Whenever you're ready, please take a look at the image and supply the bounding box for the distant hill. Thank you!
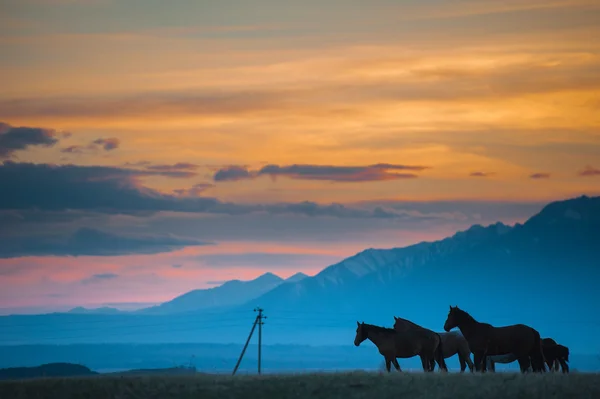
[0,363,97,381]
[68,306,121,314]
[285,272,309,283]
[137,272,286,314]
[107,366,198,376]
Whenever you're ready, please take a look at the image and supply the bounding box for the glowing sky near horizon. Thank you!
[0,0,599,311]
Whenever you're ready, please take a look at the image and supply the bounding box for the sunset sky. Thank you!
[1,0,599,313]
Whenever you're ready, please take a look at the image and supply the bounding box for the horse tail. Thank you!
[435,333,448,371]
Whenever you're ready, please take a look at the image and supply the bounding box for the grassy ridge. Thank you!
[0,372,598,399]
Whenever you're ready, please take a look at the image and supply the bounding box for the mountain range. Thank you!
[2,195,599,353]
[67,272,309,315]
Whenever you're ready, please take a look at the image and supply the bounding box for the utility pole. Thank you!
[255,307,266,375]
[232,307,266,376]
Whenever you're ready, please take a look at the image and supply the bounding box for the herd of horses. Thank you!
[354,306,570,374]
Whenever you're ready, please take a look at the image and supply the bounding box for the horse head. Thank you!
[558,344,570,362]
[354,321,367,347]
[443,305,461,332]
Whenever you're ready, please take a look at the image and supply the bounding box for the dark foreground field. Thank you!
[1,371,599,399]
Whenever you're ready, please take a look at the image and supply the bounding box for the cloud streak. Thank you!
[2,51,599,122]
[529,172,551,179]
[0,161,443,220]
[145,163,198,172]
[579,165,600,177]
[469,171,495,177]
[213,163,428,183]
[61,137,121,154]
[81,273,119,285]
[0,122,61,158]
[0,227,211,258]
[92,137,120,151]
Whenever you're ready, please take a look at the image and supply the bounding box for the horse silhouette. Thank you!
[443,306,546,373]
[354,321,448,372]
[393,316,473,372]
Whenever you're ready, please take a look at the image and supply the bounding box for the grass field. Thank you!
[1,371,599,399]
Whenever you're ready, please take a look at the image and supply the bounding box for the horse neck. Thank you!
[456,314,480,339]
[364,326,390,348]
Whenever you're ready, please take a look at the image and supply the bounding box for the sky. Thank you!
[0,0,599,313]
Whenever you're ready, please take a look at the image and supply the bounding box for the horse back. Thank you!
[486,323,539,354]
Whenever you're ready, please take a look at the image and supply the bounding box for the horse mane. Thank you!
[364,323,396,334]
[454,307,478,324]
[395,316,423,329]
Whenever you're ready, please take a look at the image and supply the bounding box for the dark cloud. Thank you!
[213,165,253,182]
[213,163,427,183]
[529,172,551,179]
[469,171,495,177]
[0,122,60,158]
[61,138,121,155]
[146,163,198,172]
[579,165,600,177]
[0,162,458,222]
[0,161,206,213]
[92,137,120,151]
[173,183,215,197]
[81,272,119,285]
[124,161,152,167]
[60,145,87,154]
[0,227,211,258]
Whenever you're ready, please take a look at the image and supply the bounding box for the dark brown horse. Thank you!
[542,338,570,373]
[486,339,570,373]
[393,316,473,372]
[443,306,546,373]
[354,321,448,372]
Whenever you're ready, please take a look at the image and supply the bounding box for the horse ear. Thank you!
[449,305,452,311]
[357,321,360,327]
[394,316,398,320]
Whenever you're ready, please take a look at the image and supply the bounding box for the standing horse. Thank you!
[542,338,570,373]
[443,306,546,373]
[393,316,474,372]
[486,341,570,373]
[486,353,519,372]
[353,321,448,372]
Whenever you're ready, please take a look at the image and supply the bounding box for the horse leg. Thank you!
[429,358,436,372]
[392,358,402,372]
[545,357,554,372]
[559,358,569,374]
[419,355,430,372]
[481,352,488,373]
[466,353,475,372]
[517,357,530,373]
[486,358,495,373]
[473,352,484,373]
[384,357,392,373]
[458,352,466,373]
